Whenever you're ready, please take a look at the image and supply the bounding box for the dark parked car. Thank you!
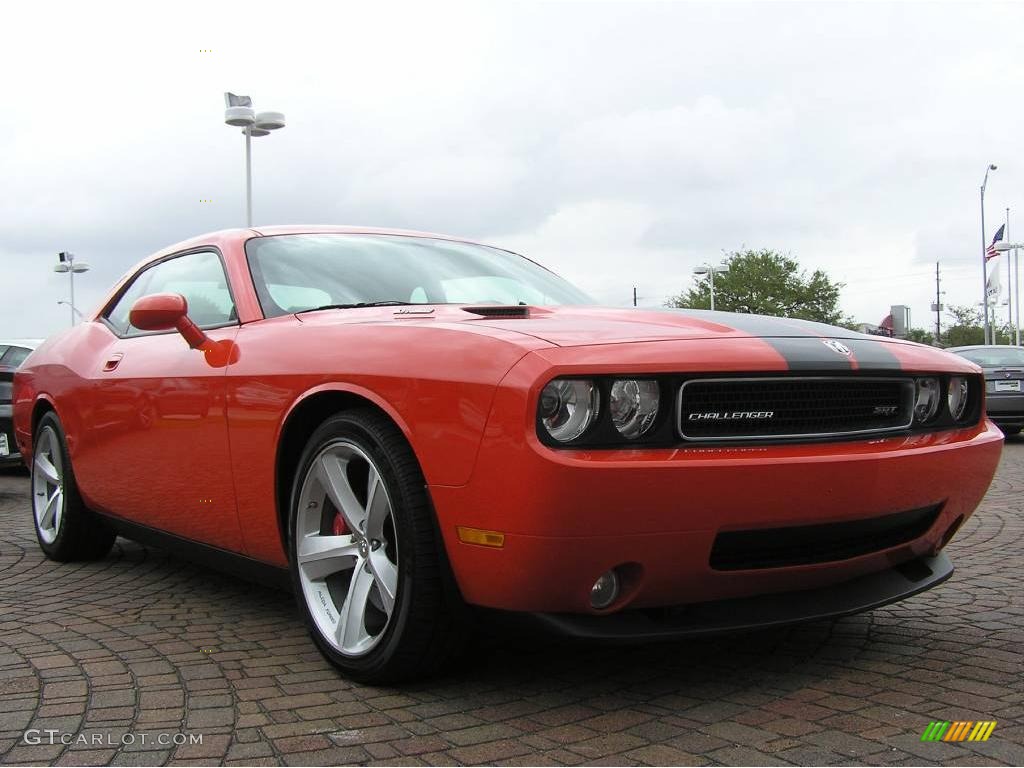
[1,339,42,465]
[948,345,1024,434]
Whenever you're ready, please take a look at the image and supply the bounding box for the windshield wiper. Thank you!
[301,301,417,312]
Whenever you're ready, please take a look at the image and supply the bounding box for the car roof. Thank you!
[143,225,500,264]
[0,339,43,349]
[249,224,482,241]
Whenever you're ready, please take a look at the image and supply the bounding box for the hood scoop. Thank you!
[461,305,531,319]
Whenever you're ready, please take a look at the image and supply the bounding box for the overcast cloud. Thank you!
[3,0,1022,338]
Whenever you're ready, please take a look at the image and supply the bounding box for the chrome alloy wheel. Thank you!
[32,425,64,545]
[295,440,400,657]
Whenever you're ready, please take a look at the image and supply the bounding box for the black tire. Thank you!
[31,412,115,562]
[288,408,464,683]
[1000,426,1022,436]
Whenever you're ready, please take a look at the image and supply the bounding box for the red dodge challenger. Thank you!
[13,226,1002,682]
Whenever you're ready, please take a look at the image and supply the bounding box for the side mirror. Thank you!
[129,293,210,349]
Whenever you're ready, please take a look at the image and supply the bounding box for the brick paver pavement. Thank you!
[0,440,1022,767]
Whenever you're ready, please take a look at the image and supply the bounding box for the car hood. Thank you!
[301,304,864,345]
[462,306,861,346]
[296,304,976,372]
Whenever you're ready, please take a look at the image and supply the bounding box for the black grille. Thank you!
[709,504,943,571]
[679,377,913,440]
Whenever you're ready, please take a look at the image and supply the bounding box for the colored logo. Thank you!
[921,721,996,742]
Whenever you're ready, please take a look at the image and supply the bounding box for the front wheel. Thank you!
[288,409,463,683]
[32,412,115,561]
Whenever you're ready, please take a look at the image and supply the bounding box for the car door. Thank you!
[76,249,244,552]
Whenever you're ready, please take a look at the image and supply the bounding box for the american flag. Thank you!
[986,224,1005,261]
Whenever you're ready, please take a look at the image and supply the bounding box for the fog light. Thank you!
[590,570,620,609]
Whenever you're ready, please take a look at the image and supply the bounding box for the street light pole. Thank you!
[54,252,90,327]
[693,262,729,312]
[224,93,286,228]
[981,164,997,344]
[245,127,253,227]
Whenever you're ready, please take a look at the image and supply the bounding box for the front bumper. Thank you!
[985,392,1024,429]
[430,416,1002,615]
[529,552,952,640]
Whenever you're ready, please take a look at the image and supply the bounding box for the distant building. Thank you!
[855,322,894,337]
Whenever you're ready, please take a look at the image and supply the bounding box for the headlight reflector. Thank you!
[539,379,599,442]
[948,376,970,421]
[609,379,660,439]
[914,377,941,423]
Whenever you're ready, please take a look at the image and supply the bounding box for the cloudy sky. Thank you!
[3,0,1022,339]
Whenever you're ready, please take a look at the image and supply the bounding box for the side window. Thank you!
[106,270,157,335]
[105,251,236,336]
[0,346,32,368]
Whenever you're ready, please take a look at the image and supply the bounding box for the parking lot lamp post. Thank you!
[693,262,730,311]
[53,252,89,326]
[224,93,286,227]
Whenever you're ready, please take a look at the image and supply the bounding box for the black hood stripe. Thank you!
[841,338,904,371]
[695,312,904,372]
[760,336,852,371]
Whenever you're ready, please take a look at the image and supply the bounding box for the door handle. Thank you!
[103,353,124,372]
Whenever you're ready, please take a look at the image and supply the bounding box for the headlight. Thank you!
[539,379,599,442]
[914,377,941,423]
[609,379,660,439]
[948,376,970,421]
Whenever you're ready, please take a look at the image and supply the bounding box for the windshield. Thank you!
[245,234,592,317]
[953,347,1024,366]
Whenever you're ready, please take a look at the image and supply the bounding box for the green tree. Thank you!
[905,328,936,346]
[942,304,1015,346]
[667,248,847,325]
[944,305,984,347]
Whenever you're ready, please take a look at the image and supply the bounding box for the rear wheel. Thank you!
[32,412,115,561]
[288,409,463,683]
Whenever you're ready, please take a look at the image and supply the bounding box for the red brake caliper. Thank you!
[332,512,349,537]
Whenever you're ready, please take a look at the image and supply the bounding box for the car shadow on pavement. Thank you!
[94,532,933,692]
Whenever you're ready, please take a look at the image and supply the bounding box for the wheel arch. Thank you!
[274,384,417,555]
[30,397,59,438]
